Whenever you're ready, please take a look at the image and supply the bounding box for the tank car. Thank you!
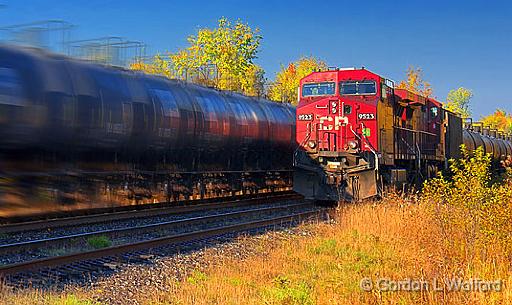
[462,123,512,160]
[0,44,295,216]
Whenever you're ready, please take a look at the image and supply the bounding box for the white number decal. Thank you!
[298,114,313,121]
[357,113,375,120]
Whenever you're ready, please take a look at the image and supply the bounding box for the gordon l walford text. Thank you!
[360,277,503,292]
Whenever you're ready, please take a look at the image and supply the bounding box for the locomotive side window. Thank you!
[430,107,438,118]
[302,82,335,97]
[0,67,25,106]
[340,81,376,95]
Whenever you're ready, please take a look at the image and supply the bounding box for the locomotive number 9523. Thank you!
[298,114,313,121]
[357,113,375,120]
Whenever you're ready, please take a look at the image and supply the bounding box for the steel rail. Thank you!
[0,191,297,225]
[0,192,301,234]
[0,210,323,276]
[0,202,312,253]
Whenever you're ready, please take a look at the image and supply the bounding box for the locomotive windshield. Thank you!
[339,81,376,95]
[302,82,335,97]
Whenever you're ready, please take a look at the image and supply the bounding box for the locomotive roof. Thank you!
[394,88,443,108]
[301,66,445,107]
[301,67,382,84]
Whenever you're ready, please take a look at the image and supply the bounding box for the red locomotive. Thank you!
[293,67,512,202]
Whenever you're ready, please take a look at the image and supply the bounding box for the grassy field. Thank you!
[2,147,512,304]
[137,194,511,305]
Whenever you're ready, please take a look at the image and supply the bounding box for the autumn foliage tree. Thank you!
[171,17,263,94]
[397,66,433,97]
[481,109,512,133]
[444,87,473,118]
[130,54,173,78]
[268,57,327,104]
[130,17,265,96]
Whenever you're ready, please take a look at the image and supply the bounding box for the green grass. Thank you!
[86,235,112,249]
[309,238,337,255]
[262,276,314,305]
[0,292,100,305]
[186,270,208,285]
[44,247,69,257]
[47,294,100,305]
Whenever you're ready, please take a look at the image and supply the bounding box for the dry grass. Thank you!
[0,290,97,305]
[135,194,510,305]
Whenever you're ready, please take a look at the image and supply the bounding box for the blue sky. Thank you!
[1,0,511,118]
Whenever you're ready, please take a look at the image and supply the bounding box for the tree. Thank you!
[170,17,264,95]
[130,54,173,78]
[481,109,512,133]
[240,64,266,97]
[129,17,265,97]
[445,87,473,117]
[267,57,327,104]
[397,66,433,97]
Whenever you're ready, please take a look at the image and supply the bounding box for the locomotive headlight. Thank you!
[348,140,358,149]
[308,140,317,149]
[331,101,337,114]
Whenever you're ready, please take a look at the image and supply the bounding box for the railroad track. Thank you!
[0,192,301,234]
[0,196,325,287]
[0,190,298,225]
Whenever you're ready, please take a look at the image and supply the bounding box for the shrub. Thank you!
[422,145,512,264]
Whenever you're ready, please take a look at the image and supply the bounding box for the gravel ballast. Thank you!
[86,225,317,305]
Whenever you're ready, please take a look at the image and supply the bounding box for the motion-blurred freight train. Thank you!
[293,67,512,202]
[0,45,295,217]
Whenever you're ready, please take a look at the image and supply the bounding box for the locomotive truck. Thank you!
[0,44,295,216]
[293,67,512,202]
